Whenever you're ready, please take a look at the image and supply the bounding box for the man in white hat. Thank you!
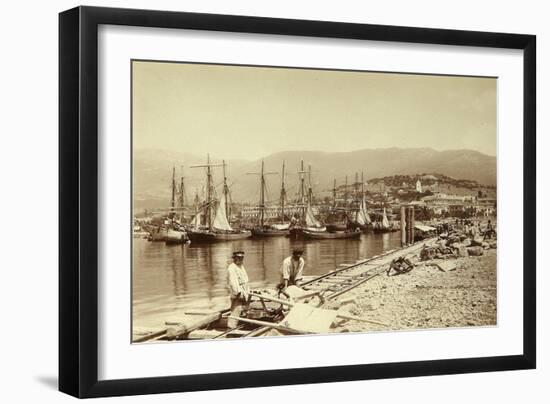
[227,251,250,328]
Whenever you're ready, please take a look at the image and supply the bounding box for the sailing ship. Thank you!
[303,172,366,240]
[144,167,189,243]
[164,166,189,244]
[187,157,251,242]
[373,207,395,233]
[349,172,372,231]
[324,178,348,232]
[288,161,326,238]
[251,161,290,237]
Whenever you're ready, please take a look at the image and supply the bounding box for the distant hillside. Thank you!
[133,147,496,210]
[369,173,495,190]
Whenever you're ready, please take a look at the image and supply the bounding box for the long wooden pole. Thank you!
[400,206,407,247]
[166,310,225,339]
[413,206,416,243]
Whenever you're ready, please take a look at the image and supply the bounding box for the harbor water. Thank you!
[133,232,402,329]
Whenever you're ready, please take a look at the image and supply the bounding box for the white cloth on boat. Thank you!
[227,262,250,299]
[381,208,390,228]
[305,203,322,227]
[212,192,233,231]
[280,256,305,284]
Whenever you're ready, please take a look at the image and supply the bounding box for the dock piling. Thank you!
[400,206,407,246]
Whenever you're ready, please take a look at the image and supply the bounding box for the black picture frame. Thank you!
[59,5,536,398]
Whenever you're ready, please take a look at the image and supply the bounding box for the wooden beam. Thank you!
[243,326,271,337]
[166,311,223,340]
[133,329,167,343]
[228,316,308,334]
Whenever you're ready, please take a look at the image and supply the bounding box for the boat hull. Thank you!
[188,229,252,242]
[251,227,289,237]
[165,230,189,245]
[288,226,327,239]
[147,230,167,242]
[326,223,347,232]
[302,230,361,240]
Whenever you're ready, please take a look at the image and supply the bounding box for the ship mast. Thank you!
[354,172,359,202]
[333,179,337,208]
[260,161,265,227]
[355,172,359,220]
[247,161,277,228]
[307,164,313,205]
[298,160,307,223]
[190,154,223,229]
[170,166,176,218]
[344,175,349,208]
[222,160,230,220]
[178,165,186,221]
[280,161,287,221]
[361,171,365,198]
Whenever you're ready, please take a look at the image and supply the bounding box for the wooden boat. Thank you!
[288,224,327,238]
[351,172,372,231]
[302,229,361,239]
[147,227,167,241]
[133,225,149,238]
[134,296,286,342]
[164,228,189,245]
[251,226,289,237]
[326,223,348,232]
[373,207,395,233]
[188,229,252,242]
[187,156,251,243]
[287,161,327,239]
[250,161,290,238]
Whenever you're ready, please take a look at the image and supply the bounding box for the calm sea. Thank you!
[132,232,402,329]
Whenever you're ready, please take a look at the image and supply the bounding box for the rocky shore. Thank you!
[330,248,497,333]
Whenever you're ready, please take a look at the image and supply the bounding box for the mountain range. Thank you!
[133,147,496,210]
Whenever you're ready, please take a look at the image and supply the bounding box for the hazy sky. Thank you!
[132,60,496,159]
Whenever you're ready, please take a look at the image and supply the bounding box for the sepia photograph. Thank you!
[131,60,497,343]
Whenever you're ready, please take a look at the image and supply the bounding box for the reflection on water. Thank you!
[133,232,401,327]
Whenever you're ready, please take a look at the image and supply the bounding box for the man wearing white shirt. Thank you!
[227,251,250,328]
[278,249,305,291]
